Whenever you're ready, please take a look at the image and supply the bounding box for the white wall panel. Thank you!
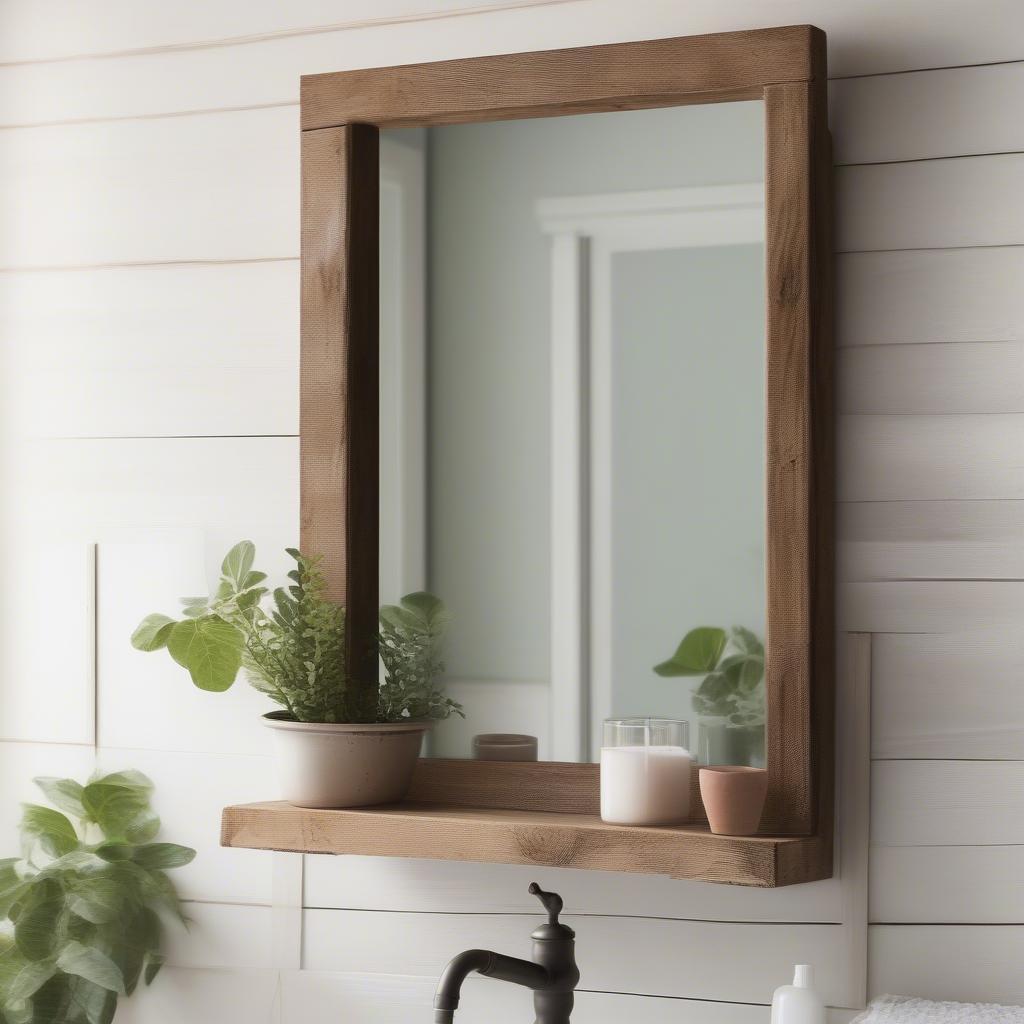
[838,500,1024,582]
[0,541,95,743]
[837,154,1024,253]
[872,761,1024,847]
[115,968,282,1024]
[869,925,1024,1004]
[840,343,1024,415]
[870,846,1024,924]
[871,633,1024,760]
[0,261,298,438]
[840,581,1024,633]
[162,903,275,970]
[303,910,853,1007]
[0,109,297,268]
[839,414,1024,502]
[831,62,1024,165]
[837,248,1024,348]
[304,853,843,922]
[2,0,1024,125]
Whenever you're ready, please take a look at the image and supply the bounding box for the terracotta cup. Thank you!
[698,766,768,836]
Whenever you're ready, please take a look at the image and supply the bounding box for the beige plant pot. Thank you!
[698,765,769,836]
[263,712,430,808]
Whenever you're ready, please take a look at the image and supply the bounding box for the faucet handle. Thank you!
[528,882,564,925]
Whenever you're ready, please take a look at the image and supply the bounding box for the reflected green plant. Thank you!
[653,625,765,727]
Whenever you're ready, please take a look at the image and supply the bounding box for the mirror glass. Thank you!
[379,100,766,764]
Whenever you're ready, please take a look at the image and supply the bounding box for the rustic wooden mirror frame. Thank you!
[224,25,833,887]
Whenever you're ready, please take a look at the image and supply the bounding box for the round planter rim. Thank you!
[262,712,432,736]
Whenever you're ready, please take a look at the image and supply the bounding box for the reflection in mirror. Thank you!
[379,101,766,765]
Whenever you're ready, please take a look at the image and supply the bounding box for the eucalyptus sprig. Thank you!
[132,542,461,725]
[653,626,766,727]
[0,772,193,1024]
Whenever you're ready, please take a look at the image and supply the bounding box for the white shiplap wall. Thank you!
[1,0,1023,1019]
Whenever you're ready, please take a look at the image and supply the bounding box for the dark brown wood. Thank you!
[301,26,817,130]
[221,800,831,888]
[295,26,834,878]
[300,124,380,715]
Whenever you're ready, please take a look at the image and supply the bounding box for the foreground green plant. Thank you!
[132,542,462,725]
[0,772,194,1024]
[653,625,765,727]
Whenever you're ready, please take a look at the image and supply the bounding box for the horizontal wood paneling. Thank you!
[1,0,1022,126]
[837,248,1024,348]
[0,262,297,438]
[840,343,1024,415]
[303,852,843,923]
[303,910,854,1006]
[0,0,538,63]
[830,62,1024,165]
[869,925,1024,1005]
[839,414,1024,502]
[114,968,283,1024]
[0,109,297,268]
[841,581,1024,633]
[839,500,1024,582]
[282,970,861,1022]
[871,633,1024,760]
[872,761,1024,846]
[871,846,1024,924]
[837,154,1024,253]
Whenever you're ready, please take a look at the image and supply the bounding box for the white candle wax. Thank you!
[599,744,692,825]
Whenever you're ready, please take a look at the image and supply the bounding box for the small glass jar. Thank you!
[600,718,692,825]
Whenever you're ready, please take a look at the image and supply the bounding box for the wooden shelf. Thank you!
[221,800,829,888]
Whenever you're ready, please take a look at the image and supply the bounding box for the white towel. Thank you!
[854,996,1024,1023]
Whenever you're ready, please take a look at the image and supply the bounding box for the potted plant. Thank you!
[131,542,462,808]
[653,626,766,768]
[0,771,193,1024]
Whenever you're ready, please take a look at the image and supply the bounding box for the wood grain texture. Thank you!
[220,801,831,887]
[300,26,819,130]
[300,124,380,710]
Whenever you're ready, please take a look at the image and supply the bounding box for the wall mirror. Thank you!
[377,102,767,767]
[284,25,834,883]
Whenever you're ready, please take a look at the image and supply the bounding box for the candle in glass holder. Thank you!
[600,718,691,825]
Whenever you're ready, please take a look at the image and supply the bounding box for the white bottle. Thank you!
[770,965,825,1024]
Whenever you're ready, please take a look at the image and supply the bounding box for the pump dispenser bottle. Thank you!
[770,965,825,1024]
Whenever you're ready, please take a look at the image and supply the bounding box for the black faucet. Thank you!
[432,883,580,1023]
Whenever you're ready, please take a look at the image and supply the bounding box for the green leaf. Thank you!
[220,541,255,586]
[20,805,78,859]
[143,953,164,986]
[398,591,450,629]
[131,844,195,870]
[235,587,266,611]
[81,784,149,841]
[731,626,764,658]
[6,958,56,1002]
[67,976,117,1024]
[129,614,176,652]
[33,777,87,820]
[14,879,63,960]
[90,770,153,793]
[68,878,123,925]
[653,627,727,676]
[93,842,134,863]
[739,656,764,693]
[241,571,267,590]
[57,942,125,995]
[166,615,243,692]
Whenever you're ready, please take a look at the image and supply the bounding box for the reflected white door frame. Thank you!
[538,185,764,761]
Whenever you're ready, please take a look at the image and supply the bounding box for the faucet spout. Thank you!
[433,948,549,1021]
